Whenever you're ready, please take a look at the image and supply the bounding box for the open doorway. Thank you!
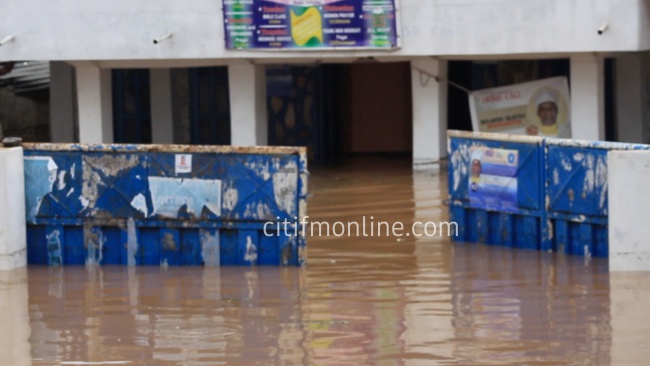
[266,61,413,166]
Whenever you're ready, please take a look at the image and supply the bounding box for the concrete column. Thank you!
[570,54,605,141]
[0,147,26,270]
[608,150,650,271]
[150,68,175,144]
[411,58,448,171]
[228,63,268,146]
[49,61,77,142]
[74,62,113,143]
[0,268,31,366]
[614,54,645,143]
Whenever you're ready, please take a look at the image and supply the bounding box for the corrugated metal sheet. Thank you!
[0,61,50,93]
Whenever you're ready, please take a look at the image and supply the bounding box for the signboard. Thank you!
[222,0,400,50]
[468,146,518,213]
[469,76,571,138]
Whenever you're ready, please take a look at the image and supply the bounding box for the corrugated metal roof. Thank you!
[0,61,50,93]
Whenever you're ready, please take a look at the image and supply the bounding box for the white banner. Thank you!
[469,76,571,138]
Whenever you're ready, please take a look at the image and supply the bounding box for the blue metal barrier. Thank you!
[448,131,550,251]
[544,138,649,257]
[22,143,308,266]
[448,130,650,257]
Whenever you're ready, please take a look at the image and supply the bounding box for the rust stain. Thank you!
[22,142,307,157]
[162,232,177,251]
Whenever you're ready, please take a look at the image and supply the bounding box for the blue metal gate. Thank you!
[23,143,308,266]
[448,130,650,257]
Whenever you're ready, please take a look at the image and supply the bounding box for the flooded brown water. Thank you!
[2,157,650,365]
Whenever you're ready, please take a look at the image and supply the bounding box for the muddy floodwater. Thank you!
[2,157,650,365]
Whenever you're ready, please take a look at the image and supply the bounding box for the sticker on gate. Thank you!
[175,154,192,174]
[468,146,519,213]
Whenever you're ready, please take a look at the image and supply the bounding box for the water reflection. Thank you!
[0,268,31,366]
[13,157,650,365]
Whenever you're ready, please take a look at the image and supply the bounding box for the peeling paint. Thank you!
[245,161,271,181]
[66,188,74,197]
[149,177,221,218]
[582,154,595,194]
[222,184,238,212]
[596,157,607,210]
[130,193,148,217]
[81,155,140,211]
[244,236,257,262]
[126,218,137,266]
[450,143,469,192]
[243,201,273,220]
[560,156,572,171]
[200,230,220,266]
[273,161,298,215]
[79,196,90,210]
[573,153,584,162]
[24,157,58,220]
[162,232,176,251]
[57,170,67,190]
[553,168,559,185]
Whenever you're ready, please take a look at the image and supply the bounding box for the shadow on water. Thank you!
[1,156,648,365]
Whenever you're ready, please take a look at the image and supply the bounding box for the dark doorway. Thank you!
[188,67,231,145]
[112,69,152,143]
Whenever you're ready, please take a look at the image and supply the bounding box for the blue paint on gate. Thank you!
[448,131,650,258]
[448,134,547,251]
[22,144,308,267]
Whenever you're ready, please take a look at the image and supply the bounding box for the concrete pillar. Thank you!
[74,62,113,143]
[0,268,31,366]
[0,147,26,270]
[570,54,605,141]
[614,55,645,143]
[411,58,448,171]
[228,63,268,146]
[49,61,77,142]
[608,150,650,271]
[150,68,175,144]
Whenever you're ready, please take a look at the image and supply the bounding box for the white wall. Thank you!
[608,150,650,271]
[0,0,647,62]
[0,147,26,271]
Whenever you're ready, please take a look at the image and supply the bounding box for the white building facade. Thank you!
[1,0,650,168]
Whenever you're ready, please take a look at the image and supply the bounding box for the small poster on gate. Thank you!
[175,154,192,174]
[468,146,519,213]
